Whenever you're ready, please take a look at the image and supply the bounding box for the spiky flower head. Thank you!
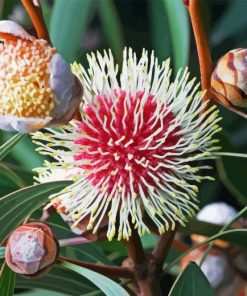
[0,21,82,132]
[33,48,221,241]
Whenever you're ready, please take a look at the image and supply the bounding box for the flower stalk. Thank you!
[124,230,146,265]
[185,0,212,103]
[123,229,170,296]
[21,0,51,43]
[153,227,177,269]
[58,256,134,279]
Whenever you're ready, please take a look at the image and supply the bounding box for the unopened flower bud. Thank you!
[5,223,59,279]
[211,49,247,108]
[0,20,83,132]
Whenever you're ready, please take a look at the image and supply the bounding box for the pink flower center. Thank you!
[74,89,181,197]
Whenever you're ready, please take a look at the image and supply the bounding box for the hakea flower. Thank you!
[0,20,82,132]
[33,48,221,241]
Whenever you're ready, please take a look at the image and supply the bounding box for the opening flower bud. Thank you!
[0,21,83,132]
[211,48,247,108]
[5,222,59,279]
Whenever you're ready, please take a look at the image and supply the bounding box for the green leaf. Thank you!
[2,133,44,170]
[14,290,67,296]
[0,263,15,296]
[148,0,171,62]
[162,0,190,72]
[0,181,71,244]
[6,163,34,186]
[98,0,124,63]
[0,133,26,161]
[168,262,214,296]
[62,261,129,296]
[0,248,5,259]
[181,220,222,237]
[216,132,247,205]
[50,0,95,62]
[211,0,247,45]
[16,266,96,295]
[0,163,26,189]
[0,163,34,198]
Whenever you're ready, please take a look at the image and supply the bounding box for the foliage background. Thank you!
[0,0,247,295]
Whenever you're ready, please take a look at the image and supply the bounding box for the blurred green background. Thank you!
[1,0,247,295]
[2,0,247,209]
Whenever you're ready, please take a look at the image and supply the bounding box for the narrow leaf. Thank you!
[2,133,44,170]
[98,0,124,63]
[0,248,5,259]
[16,266,96,295]
[50,0,94,62]
[148,0,171,62]
[0,133,26,161]
[0,163,26,188]
[13,290,67,296]
[0,263,15,296]
[169,262,214,296]
[162,0,190,72]
[62,261,129,296]
[0,181,71,244]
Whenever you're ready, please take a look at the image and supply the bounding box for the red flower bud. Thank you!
[5,223,59,279]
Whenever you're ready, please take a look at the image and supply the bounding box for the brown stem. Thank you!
[21,0,51,43]
[124,230,146,265]
[186,0,212,103]
[153,228,177,267]
[136,279,162,296]
[123,230,162,296]
[58,256,134,279]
